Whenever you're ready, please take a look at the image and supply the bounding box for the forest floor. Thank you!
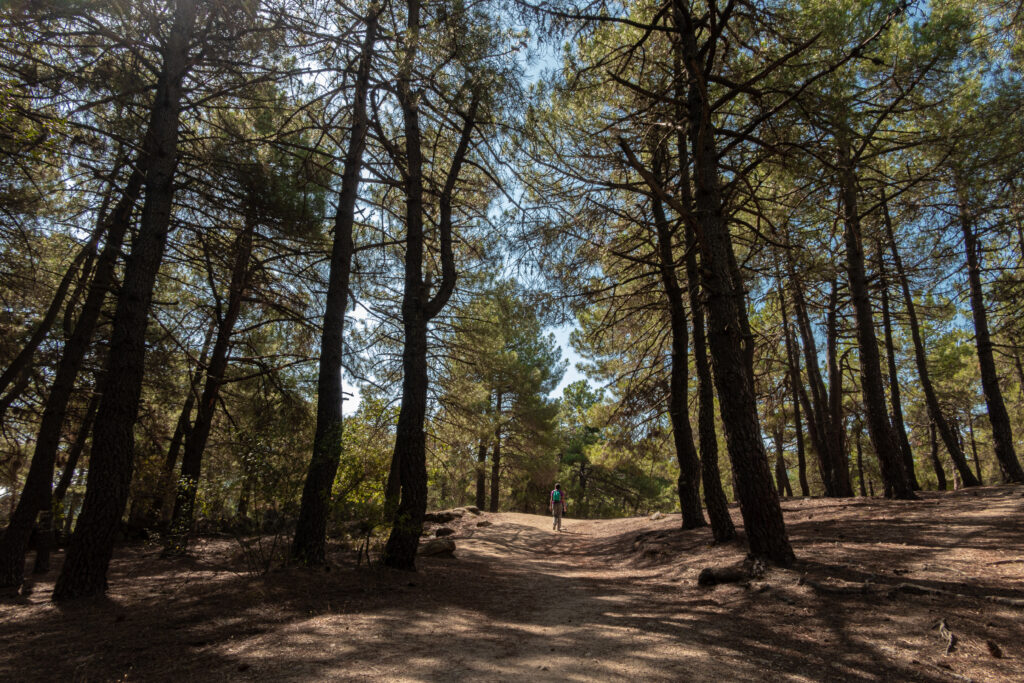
[2,486,1023,682]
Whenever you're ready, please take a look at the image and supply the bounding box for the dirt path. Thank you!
[2,487,1024,681]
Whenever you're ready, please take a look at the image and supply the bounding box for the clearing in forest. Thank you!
[2,486,1023,681]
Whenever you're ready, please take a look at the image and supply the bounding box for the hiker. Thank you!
[550,483,567,531]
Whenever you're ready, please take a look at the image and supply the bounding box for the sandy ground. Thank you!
[2,486,1023,682]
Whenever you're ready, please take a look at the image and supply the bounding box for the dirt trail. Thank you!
[2,487,1024,681]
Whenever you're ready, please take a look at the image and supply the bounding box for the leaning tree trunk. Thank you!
[165,215,256,556]
[836,136,912,499]
[53,0,197,601]
[956,183,1024,483]
[675,0,793,565]
[0,166,142,589]
[32,388,101,575]
[685,226,735,541]
[0,228,96,416]
[291,7,379,566]
[881,195,978,486]
[382,0,478,570]
[876,248,919,490]
[651,183,704,530]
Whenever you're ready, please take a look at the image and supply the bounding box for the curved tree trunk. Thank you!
[292,7,379,566]
[382,0,479,569]
[53,0,197,601]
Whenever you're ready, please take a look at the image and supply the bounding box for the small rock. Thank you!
[418,538,456,557]
[476,520,492,527]
[986,640,1003,658]
[650,512,664,520]
[435,527,455,537]
[462,506,481,515]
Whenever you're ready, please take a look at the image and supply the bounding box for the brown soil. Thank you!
[2,486,1023,682]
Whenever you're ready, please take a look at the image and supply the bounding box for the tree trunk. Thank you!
[53,0,197,601]
[855,425,867,497]
[773,428,792,498]
[382,0,478,570]
[0,165,142,590]
[881,194,979,486]
[791,278,837,495]
[650,183,705,530]
[956,183,1024,482]
[675,0,792,565]
[165,215,256,555]
[0,225,97,413]
[292,8,379,566]
[685,224,735,541]
[32,389,102,575]
[876,248,919,490]
[154,320,215,528]
[475,441,487,510]
[779,288,810,496]
[825,279,854,497]
[929,421,947,491]
[489,392,503,513]
[967,415,983,485]
[836,136,913,499]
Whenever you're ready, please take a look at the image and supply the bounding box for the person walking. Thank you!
[550,483,567,531]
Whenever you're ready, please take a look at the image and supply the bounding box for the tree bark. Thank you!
[154,320,215,528]
[0,165,142,589]
[881,194,979,486]
[53,0,197,601]
[779,287,810,496]
[929,421,947,491]
[291,7,379,566]
[876,247,919,489]
[0,228,96,414]
[674,0,793,565]
[165,214,256,555]
[650,183,705,530]
[836,136,913,499]
[956,182,1024,482]
[773,428,792,497]
[489,392,503,513]
[855,424,867,497]
[382,0,479,569]
[790,277,838,495]
[967,415,983,485]
[685,226,735,541]
[824,279,854,497]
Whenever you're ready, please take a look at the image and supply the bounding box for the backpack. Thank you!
[552,490,561,502]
